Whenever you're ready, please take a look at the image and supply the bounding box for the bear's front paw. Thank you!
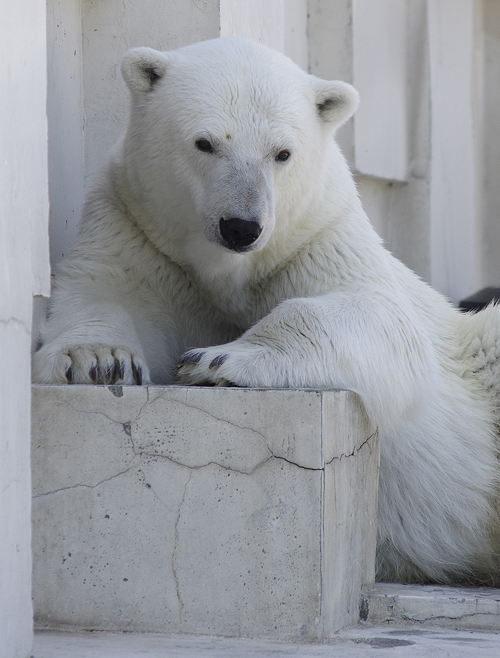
[176,342,278,387]
[32,343,150,385]
[175,349,233,386]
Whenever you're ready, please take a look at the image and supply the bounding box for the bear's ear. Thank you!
[121,47,170,93]
[311,78,359,127]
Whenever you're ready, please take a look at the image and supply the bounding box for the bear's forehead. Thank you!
[167,79,310,147]
[165,39,312,114]
[166,59,312,126]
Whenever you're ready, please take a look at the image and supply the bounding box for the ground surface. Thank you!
[33,626,500,658]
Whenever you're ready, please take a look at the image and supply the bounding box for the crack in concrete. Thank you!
[134,450,274,476]
[59,393,271,473]
[33,461,140,498]
[136,470,179,514]
[325,431,378,466]
[146,391,271,442]
[130,392,377,473]
[267,431,376,473]
[123,403,275,476]
[399,611,500,624]
[60,390,151,429]
[124,419,265,476]
[172,471,192,630]
[130,430,376,476]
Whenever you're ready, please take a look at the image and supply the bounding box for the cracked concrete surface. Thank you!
[31,385,378,642]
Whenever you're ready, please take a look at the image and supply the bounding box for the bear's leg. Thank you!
[176,290,437,434]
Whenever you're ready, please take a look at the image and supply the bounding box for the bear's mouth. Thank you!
[219,217,262,252]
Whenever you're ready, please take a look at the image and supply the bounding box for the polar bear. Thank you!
[33,37,500,585]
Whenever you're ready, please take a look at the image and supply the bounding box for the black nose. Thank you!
[219,217,262,251]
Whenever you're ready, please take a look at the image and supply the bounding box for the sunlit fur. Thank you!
[33,37,500,584]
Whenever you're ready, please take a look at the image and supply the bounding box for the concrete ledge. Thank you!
[365,583,500,631]
[31,385,378,642]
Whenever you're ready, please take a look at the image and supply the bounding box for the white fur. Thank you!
[33,37,500,584]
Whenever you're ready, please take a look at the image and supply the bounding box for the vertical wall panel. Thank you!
[428,0,481,302]
[353,0,408,181]
[46,0,84,265]
[481,0,500,287]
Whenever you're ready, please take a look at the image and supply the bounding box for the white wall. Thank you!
[0,1,50,656]
[428,0,482,302]
[284,0,309,71]
[220,0,285,51]
[481,0,500,289]
[353,0,408,182]
[47,0,84,263]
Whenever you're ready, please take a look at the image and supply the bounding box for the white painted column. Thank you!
[0,1,50,656]
[352,0,408,182]
[428,0,482,303]
[478,0,500,288]
[46,0,85,264]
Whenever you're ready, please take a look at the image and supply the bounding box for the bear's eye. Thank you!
[196,139,214,153]
[275,150,291,162]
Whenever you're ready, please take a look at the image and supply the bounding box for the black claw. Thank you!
[109,359,120,384]
[132,361,143,386]
[89,365,98,384]
[176,351,205,370]
[118,360,125,381]
[209,354,228,369]
[104,363,115,384]
[65,366,74,384]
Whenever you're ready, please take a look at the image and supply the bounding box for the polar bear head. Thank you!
[120,38,358,263]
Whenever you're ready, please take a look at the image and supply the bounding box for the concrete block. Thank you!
[365,583,500,631]
[32,385,378,642]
